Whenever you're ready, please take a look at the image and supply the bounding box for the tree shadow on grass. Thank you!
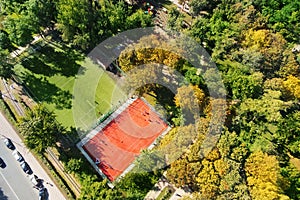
[22,55,57,77]
[38,45,84,77]
[21,73,72,109]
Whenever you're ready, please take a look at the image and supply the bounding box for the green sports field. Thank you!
[14,42,126,130]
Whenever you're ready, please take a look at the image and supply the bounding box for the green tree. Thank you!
[80,177,117,200]
[238,90,292,123]
[281,162,300,200]
[126,9,152,30]
[189,0,221,16]
[276,111,300,155]
[4,14,35,46]
[18,105,63,153]
[0,30,12,50]
[0,49,13,78]
[117,172,158,199]
[65,158,83,174]
[25,0,57,33]
[56,0,96,49]
[167,8,184,31]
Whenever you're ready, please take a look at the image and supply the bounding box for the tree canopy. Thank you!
[18,105,63,153]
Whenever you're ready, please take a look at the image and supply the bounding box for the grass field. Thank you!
[14,41,125,130]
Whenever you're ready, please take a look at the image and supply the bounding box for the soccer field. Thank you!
[14,42,125,130]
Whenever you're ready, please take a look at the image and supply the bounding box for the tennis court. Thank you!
[78,98,169,182]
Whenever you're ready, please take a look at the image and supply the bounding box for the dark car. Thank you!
[4,138,15,150]
[0,157,5,168]
[39,187,47,200]
[20,161,32,174]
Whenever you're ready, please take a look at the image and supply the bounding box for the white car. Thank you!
[30,174,38,185]
[12,150,24,162]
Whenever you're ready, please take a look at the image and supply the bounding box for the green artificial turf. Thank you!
[14,42,126,130]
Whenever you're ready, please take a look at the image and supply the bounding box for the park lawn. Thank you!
[14,42,125,130]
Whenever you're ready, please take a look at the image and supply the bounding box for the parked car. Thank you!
[30,174,44,188]
[39,187,47,200]
[12,150,24,162]
[4,138,15,150]
[20,161,32,174]
[0,157,5,168]
[30,174,39,186]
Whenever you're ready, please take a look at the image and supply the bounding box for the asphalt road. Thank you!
[0,112,66,200]
[0,142,38,200]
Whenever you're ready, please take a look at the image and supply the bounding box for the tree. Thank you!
[18,105,63,153]
[220,60,264,100]
[242,29,286,77]
[189,17,211,48]
[126,9,152,30]
[134,149,165,174]
[189,0,221,16]
[281,162,300,200]
[25,0,57,33]
[278,48,300,77]
[4,14,35,46]
[167,156,201,190]
[65,158,83,174]
[253,0,300,42]
[0,30,12,50]
[80,177,117,200]
[118,34,183,72]
[196,159,220,199]
[167,8,184,31]
[245,151,289,200]
[56,0,96,49]
[238,90,292,123]
[0,49,13,78]
[174,84,205,120]
[56,0,153,50]
[276,111,300,155]
[283,75,300,99]
[117,172,158,199]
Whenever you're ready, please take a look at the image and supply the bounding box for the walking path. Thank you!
[10,34,42,58]
[144,173,192,200]
[10,28,51,58]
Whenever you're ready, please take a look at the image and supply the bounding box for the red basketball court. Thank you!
[78,98,169,182]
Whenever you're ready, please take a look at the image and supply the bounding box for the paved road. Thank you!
[0,143,38,200]
[0,112,66,200]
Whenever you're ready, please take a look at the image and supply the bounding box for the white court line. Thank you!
[0,171,21,200]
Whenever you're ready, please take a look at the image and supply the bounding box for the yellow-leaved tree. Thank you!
[245,151,289,200]
[283,75,300,99]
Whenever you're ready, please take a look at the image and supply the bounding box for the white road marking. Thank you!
[0,171,22,200]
